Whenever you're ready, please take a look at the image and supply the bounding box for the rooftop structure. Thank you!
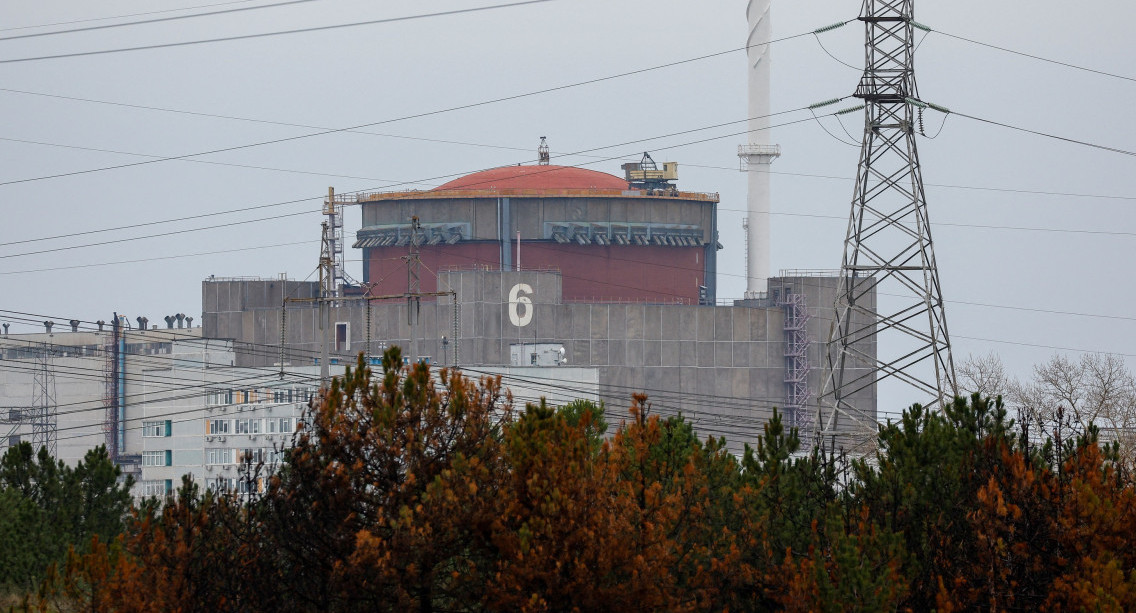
[346,148,721,304]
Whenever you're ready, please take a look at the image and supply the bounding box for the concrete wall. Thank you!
[202,271,876,453]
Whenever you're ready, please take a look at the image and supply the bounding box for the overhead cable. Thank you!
[0,0,556,64]
[0,0,322,41]
[0,0,257,33]
[0,25,822,187]
[934,28,1136,84]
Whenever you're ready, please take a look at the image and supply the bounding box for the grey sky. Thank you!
[2,0,1134,414]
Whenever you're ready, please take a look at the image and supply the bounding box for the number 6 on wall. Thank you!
[508,283,533,327]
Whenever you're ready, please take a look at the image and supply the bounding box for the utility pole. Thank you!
[318,221,334,384]
[819,0,956,445]
[103,315,122,462]
[405,216,422,364]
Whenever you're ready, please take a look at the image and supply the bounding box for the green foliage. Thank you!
[557,398,608,452]
[0,443,132,594]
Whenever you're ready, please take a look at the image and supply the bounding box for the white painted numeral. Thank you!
[508,283,533,327]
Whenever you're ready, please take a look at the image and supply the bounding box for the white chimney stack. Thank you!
[738,0,781,297]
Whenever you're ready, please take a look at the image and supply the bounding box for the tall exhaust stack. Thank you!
[738,0,780,297]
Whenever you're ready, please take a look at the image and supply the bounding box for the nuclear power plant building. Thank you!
[202,159,877,448]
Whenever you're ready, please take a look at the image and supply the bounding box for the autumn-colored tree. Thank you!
[48,478,252,612]
[263,347,512,611]
[39,356,1136,612]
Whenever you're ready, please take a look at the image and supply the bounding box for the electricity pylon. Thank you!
[819,0,956,446]
[31,342,58,457]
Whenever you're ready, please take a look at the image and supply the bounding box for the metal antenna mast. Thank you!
[819,0,955,442]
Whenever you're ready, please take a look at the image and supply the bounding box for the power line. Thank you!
[0,209,317,260]
[2,290,1129,444]
[0,239,319,276]
[954,335,1136,360]
[0,86,540,156]
[678,162,1136,203]
[0,335,787,446]
[0,105,821,258]
[0,136,419,184]
[383,240,1136,329]
[933,28,1136,85]
[748,210,1136,240]
[3,185,1134,332]
[0,194,320,248]
[5,309,817,449]
[0,328,772,443]
[9,139,1128,258]
[950,108,1136,158]
[0,0,555,64]
[0,0,258,33]
[0,0,322,41]
[0,26,818,188]
[0,320,323,380]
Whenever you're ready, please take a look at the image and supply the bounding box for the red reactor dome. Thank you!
[434,165,629,191]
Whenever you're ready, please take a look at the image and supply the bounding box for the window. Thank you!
[234,477,265,495]
[142,420,170,437]
[335,322,349,352]
[206,389,232,406]
[236,419,250,434]
[207,418,230,435]
[278,418,293,434]
[249,418,261,434]
[239,448,271,464]
[139,480,172,497]
[207,448,234,465]
[208,477,237,493]
[142,451,169,467]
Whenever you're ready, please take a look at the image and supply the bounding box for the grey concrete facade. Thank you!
[203,270,876,452]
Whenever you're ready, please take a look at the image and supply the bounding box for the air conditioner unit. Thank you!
[205,435,214,442]
[218,436,226,442]
[205,465,214,472]
[249,435,257,441]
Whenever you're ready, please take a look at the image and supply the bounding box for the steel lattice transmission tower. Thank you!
[32,341,58,457]
[818,0,956,443]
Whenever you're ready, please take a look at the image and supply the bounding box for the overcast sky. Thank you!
[2,0,1134,413]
